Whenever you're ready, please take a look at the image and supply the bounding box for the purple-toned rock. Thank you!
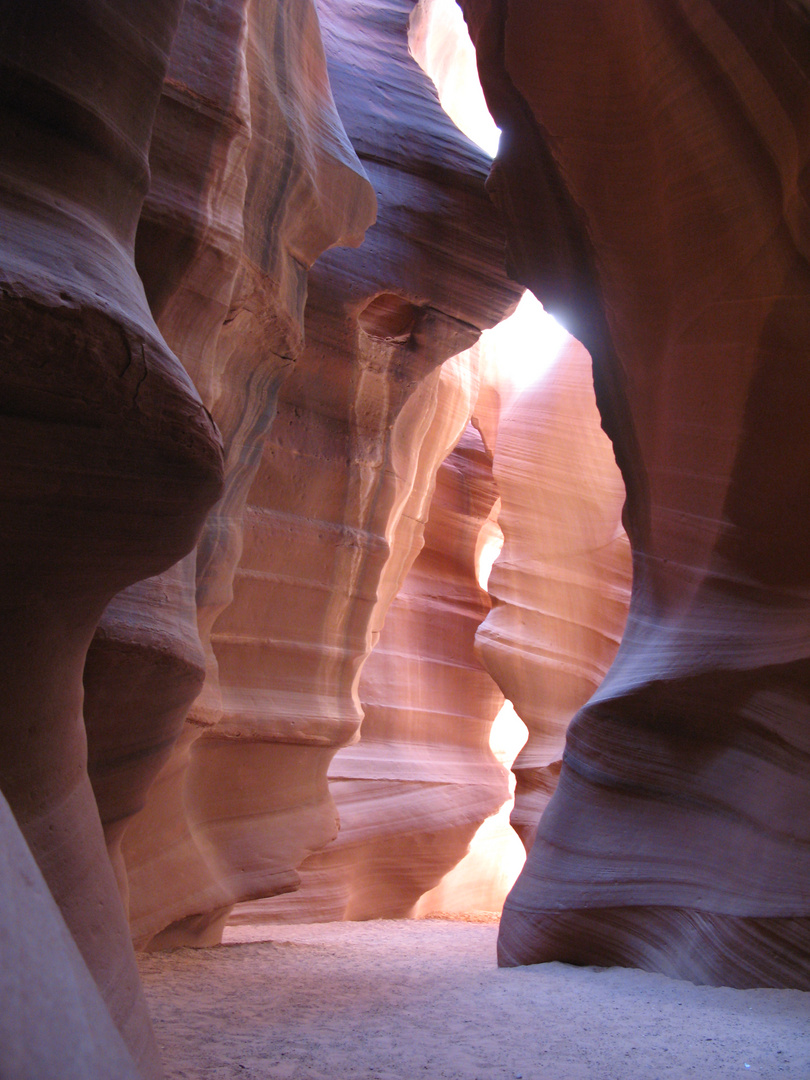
[462,0,810,988]
[0,1,223,1070]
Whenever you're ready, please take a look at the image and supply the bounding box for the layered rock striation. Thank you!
[0,1,223,1071]
[476,336,630,850]
[235,352,512,923]
[95,0,521,948]
[462,0,810,987]
[95,0,377,950]
[338,417,509,919]
[178,0,520,936]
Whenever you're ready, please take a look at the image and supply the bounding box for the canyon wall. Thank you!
[0,790,143,1080]
[0,2,224,1072]
[462,0,810,987]
[173,0,519,936]
[105,0,378,951]
[476,336,631,850]
[234,352,513,923]
[1,2,520,1068]
[105,0,521,949]
[342,416,508,919]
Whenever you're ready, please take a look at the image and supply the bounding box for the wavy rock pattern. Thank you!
[0,1,224,1071]
[85,0,378,950]
[178,0,520,938]
[461,0,810,987]
[343,418,509,919]
[236,354,511,922]
[476,338,630,849]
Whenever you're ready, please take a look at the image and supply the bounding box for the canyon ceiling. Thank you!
[1,0,809,1075]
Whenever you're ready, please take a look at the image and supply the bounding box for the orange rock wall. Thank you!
[106,0,519,949]
[461,0,810,987]
[172,0,520,937]
[476,337,631,849]
[79,0,377,952]
[236,352,512,923]
[0,2,223,1072]
[119,0,377,949]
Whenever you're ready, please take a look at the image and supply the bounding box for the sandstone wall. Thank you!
[96,0,521,949]
[476,337,631,849]
[171,0,520,938]
[0,2,223,1071]
[233,352,513,923]
[99,0,377,950]
[461,0,810,988]
[0,790,143,1079]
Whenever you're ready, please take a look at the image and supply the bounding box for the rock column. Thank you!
[0,1,223,1071]
[462,0,810,987]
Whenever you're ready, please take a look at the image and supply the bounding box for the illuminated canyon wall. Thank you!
[1,0,521,1068]
[476,335,631,851]
[232,351,513,924]
[115,0,520,949]
[4,8,809,1078]
[461,0,810,988]
[97,0,378,951]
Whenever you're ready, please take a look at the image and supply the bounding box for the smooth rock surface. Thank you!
[460,0,810,986]
[239,354,511,921]
[141,0,521,940]
[0,790,142,1080]
[476,336,631,848]
[103,0,376,950]
[0,2,224,1071]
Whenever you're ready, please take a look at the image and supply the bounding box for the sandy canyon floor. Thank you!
[138,918,810,1079]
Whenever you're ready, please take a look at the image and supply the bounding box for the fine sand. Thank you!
[138,917,810,1079]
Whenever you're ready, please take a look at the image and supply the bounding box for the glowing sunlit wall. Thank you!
[406,0,585,913]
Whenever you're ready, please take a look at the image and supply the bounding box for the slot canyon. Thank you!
[1,0,810,1077]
